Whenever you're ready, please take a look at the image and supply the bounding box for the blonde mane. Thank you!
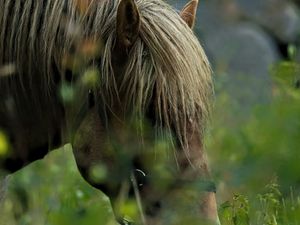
[0,0,212,149]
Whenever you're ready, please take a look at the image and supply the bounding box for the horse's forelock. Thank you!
[101,0,213,149]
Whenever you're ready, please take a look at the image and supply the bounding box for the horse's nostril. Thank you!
[145,200,162,217]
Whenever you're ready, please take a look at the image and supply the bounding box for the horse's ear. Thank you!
[116,0,140,50]
[180,0,198,29]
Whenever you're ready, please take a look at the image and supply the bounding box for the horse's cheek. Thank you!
[72,109,105,171]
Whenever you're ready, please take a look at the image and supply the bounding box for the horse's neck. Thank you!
[0,76,65,173]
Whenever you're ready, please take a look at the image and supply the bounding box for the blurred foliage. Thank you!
[207,49,300,224]
[0,131,9,157]
[1,56,299,224]
[1,146,117,225]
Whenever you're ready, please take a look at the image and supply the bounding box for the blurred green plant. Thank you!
[0,146,117,225]
[0,131,9,157]
[208,46,300,224]
[2,34,300,225]
[219,194,249,225]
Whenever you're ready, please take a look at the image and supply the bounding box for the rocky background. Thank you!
[170,0,300,117]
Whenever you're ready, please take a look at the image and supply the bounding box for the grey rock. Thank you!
[169,0,283,115]
[204,24,280,76]
[236,0,300,42]
[201,23,281,112]
[170,0,241,32]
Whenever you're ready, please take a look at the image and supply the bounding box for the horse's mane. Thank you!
[0,0,212,150]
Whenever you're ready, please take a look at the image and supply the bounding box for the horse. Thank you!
[0,0,218,224]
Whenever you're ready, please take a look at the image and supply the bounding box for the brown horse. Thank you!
[0,0,218,224]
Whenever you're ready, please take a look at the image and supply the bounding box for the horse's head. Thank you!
[99,0,212,146]
[111,0,201,82]
[72,0,213,179]
[72,1,216,222]
[1,0,218,223]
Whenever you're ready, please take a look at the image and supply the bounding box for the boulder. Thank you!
[200,23,281,113]
[236,0,300,43]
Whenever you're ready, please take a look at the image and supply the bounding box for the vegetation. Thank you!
[210,46,300,225]
[0,47,299,225]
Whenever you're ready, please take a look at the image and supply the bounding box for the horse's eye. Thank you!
[65,69,73,83]
[88,89,95,108]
